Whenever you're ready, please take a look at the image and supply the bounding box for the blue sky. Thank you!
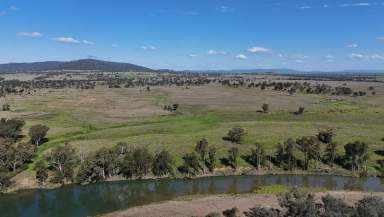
[0,0,384,70]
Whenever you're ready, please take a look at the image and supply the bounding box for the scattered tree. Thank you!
[224,128,245,144]
[262,103,269,113]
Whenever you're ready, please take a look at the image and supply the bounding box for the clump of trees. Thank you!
[0,118,50,191]
[163,104,179,112]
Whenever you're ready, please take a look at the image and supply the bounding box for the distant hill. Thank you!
[0,59,153,73]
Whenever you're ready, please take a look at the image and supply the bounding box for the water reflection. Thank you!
[0,175,383,217]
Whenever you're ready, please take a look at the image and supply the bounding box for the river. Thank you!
[1,175,383,217]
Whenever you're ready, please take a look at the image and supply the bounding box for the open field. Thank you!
[1,73,384,185]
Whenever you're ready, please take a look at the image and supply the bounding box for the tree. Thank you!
[296,136,322,170]
[344,141,369,174]
[195,138,209,173]
[46,143,77,184]
[0,171,12,191]
[228,147,239,169]
[2,103,10,111]
[262,103,269,113]
[224,128,245,144]
[121,147,153,179]
[294,107,305,115]
[0,118,25,140]
[0,141,35,172]
[285,138,296,171]
[206,147,216,172]
[29,124,49,146]
[35,160,48,185]
[244,206,282,217]
[354,197,384,217]
[321,194,354,217]
[249,143,265,170]
[223,207,239,217]
[152,150,174,176]
[324,142,338,168]
[278,187,319,217]
[317,130,333,144]
[180,152,200,175]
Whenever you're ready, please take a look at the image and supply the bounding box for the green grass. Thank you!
[5,86,383,176]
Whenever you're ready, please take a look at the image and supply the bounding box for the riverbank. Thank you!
[102,191,384,217]
[5,166,357,194]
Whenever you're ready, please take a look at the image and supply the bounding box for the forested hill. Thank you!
[0,59,153,73]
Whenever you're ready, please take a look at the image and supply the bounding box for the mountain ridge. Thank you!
[0,59,153,73]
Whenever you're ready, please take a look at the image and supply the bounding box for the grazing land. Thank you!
[0,72,384,190]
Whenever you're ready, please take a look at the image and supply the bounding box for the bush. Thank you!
[223,207,239,217]
[354,197,384,217]
[244,206,282,217]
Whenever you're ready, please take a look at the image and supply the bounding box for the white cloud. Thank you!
[349,53,384,60]
[347,44,359,48]
[350,53,365,59]
[188,54,198,57]
[9,6,20,11]
[376,37,384,41]
[218,6,234,13]
[142,45,158,51]
[339,3,376,7]
[16,32,42,37]
[52,37,80,44]
[300,6,312,9]
[207,50,227,55]
[323,4,329,8]
[0,11,7,16]
[325,55,335,62]
[235,54,247,59]
[82,40,95,45]
[370,54,384,60]
[295,59,305,63]
[111,44,119,48]
[247,46,272,53]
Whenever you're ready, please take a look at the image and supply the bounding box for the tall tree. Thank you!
[344,141,369,174]
[206,147,216,172]
[228,147,239,170]
[195,138,209,173]
[46,143,77,184]
[249,143,265,170]
[152,150,174,176]
[121,147,153,178]
[35,160,48,185]
[324,142,338,168]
